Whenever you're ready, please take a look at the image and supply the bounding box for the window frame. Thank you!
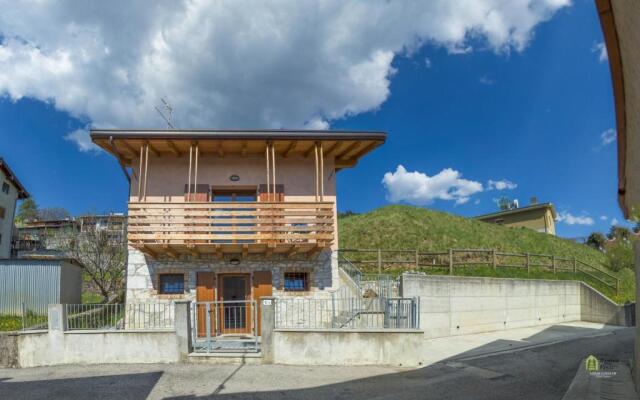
[283,271,310,292]
[1,182,9,195]
[158,273,186,295]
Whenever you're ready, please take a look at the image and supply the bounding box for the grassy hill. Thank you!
[338,205,634,302]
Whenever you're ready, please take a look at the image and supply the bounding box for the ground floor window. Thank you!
[283,272,309,291]
[159,273,185,294]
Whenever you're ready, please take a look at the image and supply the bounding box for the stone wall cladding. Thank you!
[125,246,339,304]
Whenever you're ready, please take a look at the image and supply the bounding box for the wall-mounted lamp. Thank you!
[229,174,240,182]
[229,258,241,266]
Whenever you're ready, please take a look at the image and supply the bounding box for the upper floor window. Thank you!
[2,182,9,194]
[0,207,5,219]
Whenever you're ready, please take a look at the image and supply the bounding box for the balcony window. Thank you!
[284,272,309,291]
[158,274,185,294]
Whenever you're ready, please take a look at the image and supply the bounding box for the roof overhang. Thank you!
[474,203,557,220]
[91,129,386,171]
[0,158,30,199]
[596,0,640,218]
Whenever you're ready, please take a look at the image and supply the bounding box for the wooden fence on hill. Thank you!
[339,248,620,294]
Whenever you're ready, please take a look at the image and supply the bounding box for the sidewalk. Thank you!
[421,322,625,365]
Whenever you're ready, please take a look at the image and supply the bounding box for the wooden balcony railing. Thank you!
[127,201,335,258]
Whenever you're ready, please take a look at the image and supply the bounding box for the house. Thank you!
[13,214,127,256]
[474,201,557,235]
[12,218,76,256]
[0,158,29,258]
[91,129,385,333]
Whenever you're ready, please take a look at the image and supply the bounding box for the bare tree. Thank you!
[53,216,127,303]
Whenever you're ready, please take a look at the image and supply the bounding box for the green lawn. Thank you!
[339,205,635,303]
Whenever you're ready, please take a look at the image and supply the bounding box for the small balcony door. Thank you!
[211,187,257,244]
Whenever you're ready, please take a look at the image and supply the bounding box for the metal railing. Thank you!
[65,303,175,331]
[191,300,259,353]
[340,248,621,294]
[275,296,419,330]
[0,304,49,332]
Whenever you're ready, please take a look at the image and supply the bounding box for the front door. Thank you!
[218,274,250,334]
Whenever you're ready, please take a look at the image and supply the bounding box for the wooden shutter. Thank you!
[196,272,216,337]
[258,184,284,202]
[184,184,210,202]
[253,271,273,335]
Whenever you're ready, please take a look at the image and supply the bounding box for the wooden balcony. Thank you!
[128,201,335,258]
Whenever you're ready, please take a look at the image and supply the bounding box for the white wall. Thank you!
[401,274,628,339]
[17,331,180,368]
[0,168,20,258]
[273,329,424,366]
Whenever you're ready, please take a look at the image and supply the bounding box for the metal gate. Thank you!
[191,300,259,353]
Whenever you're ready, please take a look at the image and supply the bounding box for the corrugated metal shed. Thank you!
[0,258,82,315]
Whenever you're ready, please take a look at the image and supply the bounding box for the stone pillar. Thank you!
[260,296,276,363]
[174,300,192,361]
[48,304,66,332]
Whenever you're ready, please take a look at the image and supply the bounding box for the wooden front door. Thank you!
[218,274,250,334]
[196,272,215,337]
[253,271,273,335]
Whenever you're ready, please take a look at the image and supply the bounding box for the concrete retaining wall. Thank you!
[401,274,631,339]
[0,330,180,368]
[272,329,424,366]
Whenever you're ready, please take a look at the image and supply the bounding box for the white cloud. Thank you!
[0,0,570,145]
[593,42,608,62]
[382,165,483,206]
[601,128,616,146]
[424,57,432,68]
[487,179,517,190]
[64,128,100,153]
[479,76,495,85]
[556,211,594,226]
[611,218,619,226]
[600,215,608,221]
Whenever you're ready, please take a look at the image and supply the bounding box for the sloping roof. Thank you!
[0,158,30,199]
[91,128,387,171]
[474,203,557,220]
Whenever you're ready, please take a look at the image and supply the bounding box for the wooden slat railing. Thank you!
[339,248,620,294]
[128,201,334,245]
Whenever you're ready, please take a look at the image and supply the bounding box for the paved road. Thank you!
[0,327,633,400]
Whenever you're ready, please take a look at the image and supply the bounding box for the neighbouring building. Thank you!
[0,257,82,316]
[12,218,77,256]
[12,213,126,257]
[0,158,29,258]
[91,129,385,334]
[595,0,640,389]
[474,201,557,235]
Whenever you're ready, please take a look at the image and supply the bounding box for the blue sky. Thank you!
[0,0,629,239]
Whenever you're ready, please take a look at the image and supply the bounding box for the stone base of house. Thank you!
[125,246,339,304]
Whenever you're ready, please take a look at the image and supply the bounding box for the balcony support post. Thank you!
[314,142,319,202]
[188,143,193,200]
[320,143,324,202]
[137,144,144,201]
[265,143,271,201]
[271,143,276,201]
[143,142,149,201]
[194,141,199,200]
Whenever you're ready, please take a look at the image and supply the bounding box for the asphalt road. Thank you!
[0,327,633,400]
